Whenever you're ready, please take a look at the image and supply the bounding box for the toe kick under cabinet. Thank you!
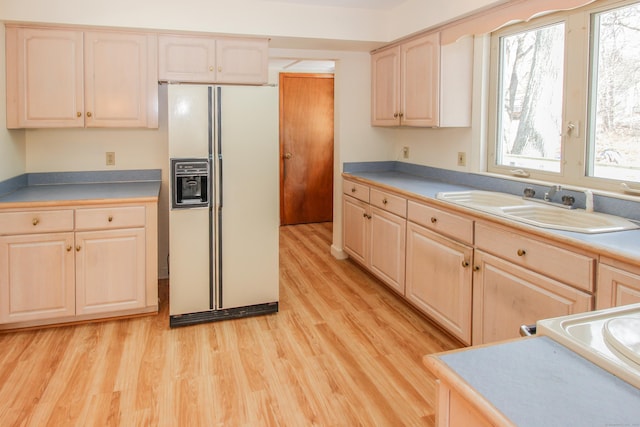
[0,202,158,329]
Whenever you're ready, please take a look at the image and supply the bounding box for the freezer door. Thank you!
[167,84,211,158]
[215,85,279,309]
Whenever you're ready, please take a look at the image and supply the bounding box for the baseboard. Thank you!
[331,244,348,260]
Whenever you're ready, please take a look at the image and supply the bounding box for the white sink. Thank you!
[436,190,639,234]
[537,304,640,389]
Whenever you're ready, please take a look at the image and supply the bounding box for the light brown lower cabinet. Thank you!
[342,192,406,294]
[406,222,473,344]
[436,380,495,427]
[0,202,157,329]
[472,250,593,344]
[0,232,76,323]
[597,258,640,309]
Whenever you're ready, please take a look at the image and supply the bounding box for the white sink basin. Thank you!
[537,304,640,389]
[436,190,639,234]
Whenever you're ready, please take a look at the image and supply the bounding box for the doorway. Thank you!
[279,73,334,225]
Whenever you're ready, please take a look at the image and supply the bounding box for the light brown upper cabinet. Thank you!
[158,34,268,85]
[371,32,473,127]
[5,25,158,129]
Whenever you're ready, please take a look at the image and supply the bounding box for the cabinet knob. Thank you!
[399,112,404,118]
[284,152,293,160]
[76,245,82,252]
[517,249,526,257]
[218,66,222,72]
[66,245,72,252]
[461,261,469,268]
[32,218,40,226]
[209,66,214,71]
[351,187,356,193]
[473,265,481,272]
[430,217,438,224]
[108,215,113,222]
[393,113,399,118]
[77,112,82,118]
[382,198,388,205]
[86,112,92,118]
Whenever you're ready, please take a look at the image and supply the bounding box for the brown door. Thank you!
[280,73,334,225]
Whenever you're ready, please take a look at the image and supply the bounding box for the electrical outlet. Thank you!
[106,152,116,166]
[402,146,409,159]
[457,151,466,166]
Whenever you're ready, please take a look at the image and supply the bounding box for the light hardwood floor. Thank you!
[0,223,462,426]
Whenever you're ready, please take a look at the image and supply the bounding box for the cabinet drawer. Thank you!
[343,180,369,203]
[75,206,146,230]
[475,223,595,292]
[407,201,473,245]
[370,189,406,218]
[0,210,74,235]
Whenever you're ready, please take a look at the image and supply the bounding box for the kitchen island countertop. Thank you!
[424,336,640,427]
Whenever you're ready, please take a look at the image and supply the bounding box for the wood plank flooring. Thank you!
[0,223,462,426]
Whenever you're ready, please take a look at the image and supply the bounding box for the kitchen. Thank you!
[2,0,640,425]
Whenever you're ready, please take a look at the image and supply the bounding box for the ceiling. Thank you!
[259,0,408,9]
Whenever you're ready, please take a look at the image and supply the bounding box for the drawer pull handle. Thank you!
[66,245,72,252]
[517,249,526,257]
[108,215,113,222]
[461,261,469,268]
[430,217,437,224]
[76,245,82,252]
[32,218,40,226]
[382,198,388,205]
[351,187,356,193]
[473,265,481,272]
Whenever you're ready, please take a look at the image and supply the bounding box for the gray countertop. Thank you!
[437,336,640,427]
[0,170,161,207]
[345,169,640,263]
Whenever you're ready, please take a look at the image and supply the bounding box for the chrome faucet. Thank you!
[544,185,562,202]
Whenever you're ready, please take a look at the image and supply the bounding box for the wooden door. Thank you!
[280,73,334,225]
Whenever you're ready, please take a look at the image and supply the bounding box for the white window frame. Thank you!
[486,0,639,193]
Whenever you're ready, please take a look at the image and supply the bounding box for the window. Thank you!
[488,0,640,190]
[588,2,640,182]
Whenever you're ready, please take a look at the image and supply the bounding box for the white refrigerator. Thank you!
[168,84,279,327]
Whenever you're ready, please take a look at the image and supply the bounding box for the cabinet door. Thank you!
[0,233,75,323]
[343,195,369,265]
[597,263,640,309]
[6,26,84,128]
[370,207,406,295]
[406,222,473,344]
[216,38,269,84]
[84,31,158,128]
[472,250,593,345]
[401,32,440,127]
[158,34,217,83]
[371,46,401,126]
[75,228,146,315]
